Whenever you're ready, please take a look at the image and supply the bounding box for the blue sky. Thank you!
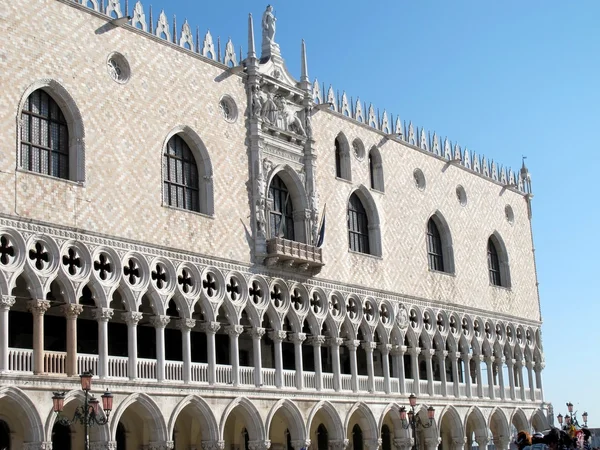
[141,0,599,425]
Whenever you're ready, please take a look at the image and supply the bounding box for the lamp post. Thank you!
[51,371,113,450]
[399,394,435,450]
[556,402,588,430]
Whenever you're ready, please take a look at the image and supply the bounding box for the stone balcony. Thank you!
[264,237,324,273]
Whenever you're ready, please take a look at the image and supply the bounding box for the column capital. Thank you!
[28,299,51,316]
[291,439,311,450]
[452,437,467,446]
[328,337,344,347]
[361,341,377,351]
[345,339,361,351]
[248,440,271,450]
[251,327,266,339]
[526,360,534,369]
[393,437,413,450]
[329,439,349,450]
[93,307,114,322]
[150,315,171,329]
[485,355,495,364]
[90,442,118,450]
[290,332,306,344]
[461,352,472,361]
[121,311,143,325]
[534,361,545,371]
[201,440,226,450]
[506,358,515,367]
[409,347,422,356]
[475,437,489,448]
[178,318,196,331]
[424,437,441,448]
[310,335,327,347]
[226,324,244,336]
[23,443,54,450]
[148,441,175,450]
[0,295,15,310]
[390,345,406,356]
[62,303,84,319]
[365,439,381,450]
[269,330,288,342]
[200,321,221,334]
[423,349,434,359]
[378,343,392,354]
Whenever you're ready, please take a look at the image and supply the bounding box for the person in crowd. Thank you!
[517,431,533,450]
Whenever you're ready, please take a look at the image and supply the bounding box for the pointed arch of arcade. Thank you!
[437,405,465,441]
[530,410,548,432]
[464,406,488,440]
[510,408,529,433]
[344,402,379,440]
[219,397,266,442]
[378,403,410,438]
[306,401,345,441]
[0,386,44,443]
[45,389,111,442]
[266,399,307,442]
[488,407,510,444]
[109,393,168,443]
[168,395,219,442]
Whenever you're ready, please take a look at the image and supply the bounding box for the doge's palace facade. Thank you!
[0,1,547,449]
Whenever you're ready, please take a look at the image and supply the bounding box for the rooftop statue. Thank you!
[262,5,276,46]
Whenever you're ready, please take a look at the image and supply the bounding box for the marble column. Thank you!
[438,350,448,396]
[22,442,54,450]
[424,349,434,396]
[122,311,143,380]
[475,354,484,398]
[516,359,526,400]
[291,332,306,390]
[251,327,265,387]
[330,337,343,392]
[379,343,391,394]
[497,357,506,400]
[410,347,421,395]
[0,295,15,372]
[28,300,51,374]
[526,361,535,400]
[450,351,460,397]
[485,355,495,399]
[93,307,113,379]
[506,358,516,400]
[463,353,472,398]
[178,318,195,383]
[475,437,489,450]
[362,341,376,392]
[63,304,83,377]
[269,330,287,388]
[201,321,220,385]
[227,324,244,386]
[534,362,545,401]
[150,315,170,382]
[311,335,326,391]
[396,345,407,394]
[346,339,360,392]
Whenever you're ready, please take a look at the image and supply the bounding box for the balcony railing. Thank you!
[4,348,542,402]
[265,237,324,273]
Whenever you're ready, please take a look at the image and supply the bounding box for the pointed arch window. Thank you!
[368,147,384,192]
[335,138,343,178]
[348,193,370,254]
[427,218,444,272]
[488,239,501,286]
[163,134,200,212]
[20,89,69,179]
[334,135,351,181]
[269,175,295,241]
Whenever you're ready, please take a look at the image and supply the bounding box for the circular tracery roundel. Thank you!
[409,309,419,329]
[92,248,120,284]
[436,313,446,333]
[177,263,200,298]
[363,298,377,324]
[346,296,361,323]
[248,278,267,307]
[122,253,148,288]
[60,241,91,280]
[27,237,59,275]
[202,268,223,300]
[269,280,289,311]
[423,311,433,332]
[496,323,504,342]
[329,293,344,319]
[449,315,459,335]
[0,229,25,270]
[309,289,327,318]
[225,272,246,304]
[379,301,392,326]
[485,322,492,339]
[461,317,470,336]
[106,52,131,84]
[150,258,176,294]
[290,286,308,314]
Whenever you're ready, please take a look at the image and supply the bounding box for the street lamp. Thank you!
[399,394,435,450]
[51,371,113,450]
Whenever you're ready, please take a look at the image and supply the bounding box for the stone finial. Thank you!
[394,116,404,138]
[180,20,194,49]
[248,14,256,59]
[202,30,216,60]
[312,79,322,104]
[106,0,123,18]
[300,39,309,87]
[340,92,350,116]
[368,104,377,128]
[355,98,364,122]
[431,132,440,156]
[327,86,336,111]
[131,1,147,31]
[407,122,416,145]
[156,10,170,41]
[454,143,462,164]
[224,38,237,67]
[472,151,480,172]
[381,110,390,134]
[419,128,428,150]
[443,138,452,160]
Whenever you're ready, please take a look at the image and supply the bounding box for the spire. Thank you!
[300,39,309,83]
[247,13,256,59]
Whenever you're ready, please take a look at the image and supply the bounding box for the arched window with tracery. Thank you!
[269,174,295,241]
[348,193,370,254]
[20,89,69,179]
[163,134,200,212]
[488,238,501,286]
[427,218,444,272]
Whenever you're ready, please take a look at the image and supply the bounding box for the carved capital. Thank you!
[90,442,117,450]
[345,339,361,351]
[485,355,495,364]
[201,441,225,450]
[251,327,266,339]
[269,330,288,342]
[310,335,327,347]
[148,442,175,450]
[227,324,244,337]
[475,437,489,448]
[121,311,143,325]
[62,303,84,319]
[409,347,422,357]
[328,337,344,347]
[365,439,381,450]
[291,440,311,450]
[177,318,196,331]
[361,341,377,351]
[23,443,54,450]
[378,343,392,354]
[201,321,221,335]
[0,295,15,310]
[248,440,271,450]
[329,440,349,450]
[93,307,114,322]
[290,332,306,345]
[150,315,170,329]
[461,353,472,361]
[393,438,413,450]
